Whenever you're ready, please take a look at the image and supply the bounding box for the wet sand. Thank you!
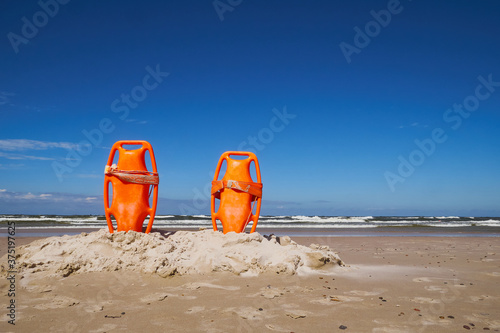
[1,229,499,332]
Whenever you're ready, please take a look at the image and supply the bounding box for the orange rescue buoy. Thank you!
[104,140,159,233]
[211,151,263,234]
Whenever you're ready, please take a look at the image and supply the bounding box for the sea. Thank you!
[2,215,500,237]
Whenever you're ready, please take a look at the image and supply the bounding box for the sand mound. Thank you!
[6,229,343,278]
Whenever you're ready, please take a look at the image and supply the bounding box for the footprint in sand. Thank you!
[185,306,205,314]
[425,285,447,292]
[33,295,80,309]
[412,277,433,282]
[222,306,265,320]
[24,284,53,294]
[372,326,411,333]
[345,289,386,296]
[171,294,197,300]
[182,282,240,291]
[257,287,287,299]
[310,295,363,305]
[285,310,309,319]
[88,324,117,333]
[265,324,292,332]
[140,292,170,303]
[140,292,196,303]
[261,289,283,299]
[410,297,440,304]
[469,295,497,302]
[84,304,104,313]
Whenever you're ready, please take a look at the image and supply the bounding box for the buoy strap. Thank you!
[105,164,159,185]
[211,180,262,199]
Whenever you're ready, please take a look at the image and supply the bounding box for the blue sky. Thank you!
[1,0,499,216]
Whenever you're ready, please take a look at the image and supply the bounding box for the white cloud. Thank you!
[0,151,55,160]
[0,163,25,169]
[17,192,36,199]
[0,91,15,105]
[0,190,100,203]
[0,139,79,151]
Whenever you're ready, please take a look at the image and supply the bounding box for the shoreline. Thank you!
[3,225,500,237]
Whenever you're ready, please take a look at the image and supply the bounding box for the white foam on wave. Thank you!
[2,225,104,230]
[476,223,500,227]
[475,220,500,227]
[0,216,99,222]
[4,215,499,230]
[254,224,379,229]
[289,216,372,223]
[291,215,316,220]
[261,215,288,219]
[427,223,473,227]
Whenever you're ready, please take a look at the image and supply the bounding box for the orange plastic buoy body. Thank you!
[104,140,159,233]
[211,151,263,234]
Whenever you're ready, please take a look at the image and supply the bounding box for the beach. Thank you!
[1,227,499,332]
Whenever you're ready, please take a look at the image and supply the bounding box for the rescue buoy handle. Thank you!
[117,140,149,149]
[219,151,261,183]
[106,141,158,173]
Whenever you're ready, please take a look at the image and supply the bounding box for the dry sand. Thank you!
[1,229,499,332]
